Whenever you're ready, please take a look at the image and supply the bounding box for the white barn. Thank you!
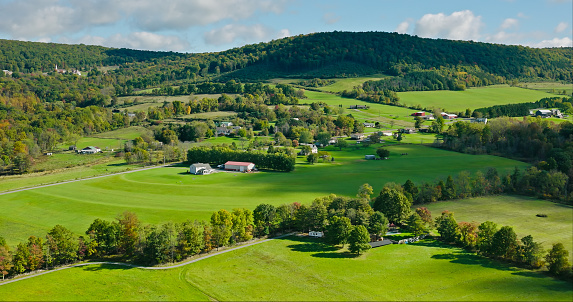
[224,161,255,172]
[190,163,213,175]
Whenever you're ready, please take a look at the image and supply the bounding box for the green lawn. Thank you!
[1,237,571,301]
[398,85,562,112]
[0,144,528,246]
[421,195,573,258]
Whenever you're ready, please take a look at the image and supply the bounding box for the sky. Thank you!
[0,0,571,53]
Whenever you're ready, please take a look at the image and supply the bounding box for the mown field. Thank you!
[519,82,572,96]
[397,85,562,112]
[0,144,528,246]
[1,236,571,301]
[422,195,573,258]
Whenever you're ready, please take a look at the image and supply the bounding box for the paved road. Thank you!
[0,233,293,286]
[0,164,173,196]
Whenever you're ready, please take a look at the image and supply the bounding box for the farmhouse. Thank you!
[363,122,375,128]
[351,133,366,140]
[441,112,458,119]
[216,127,231,135]
[220,121,233,127]
[399,128,416,134]
[224,161,255,172]
[380,130,393,136]
[535,109,563,118]
[298,143,318,155]
[190,163,214,175]
[422,114,435,120]
[473,118,488,124]
[79,146,100,154]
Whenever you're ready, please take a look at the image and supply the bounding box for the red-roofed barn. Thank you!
[224,161,255,172]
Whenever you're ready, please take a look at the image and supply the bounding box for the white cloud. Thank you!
[120,0,289,32]
[395,21,410,34]
[0,0,289,38]
[63,32,190,51]
[532,37,573,47]
[323,12,340,25]
[276,29,291,39]
[500,18,519,30]
[517,12,528,18]
[204,24,275,46]
[413,10,483,41]
[554,22,569,33]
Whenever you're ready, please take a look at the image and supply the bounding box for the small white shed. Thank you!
[190,163,213,175]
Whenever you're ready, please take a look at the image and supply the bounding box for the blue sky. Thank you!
[0,0,571,53]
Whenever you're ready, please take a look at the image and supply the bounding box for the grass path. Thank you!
[0,233,293,287]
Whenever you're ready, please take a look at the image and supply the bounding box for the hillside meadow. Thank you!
[1,236,571,301]
[0,144,528,246]
[397,85,561,112]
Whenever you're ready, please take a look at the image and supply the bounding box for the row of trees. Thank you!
[187,146,295,172]
[0,209,256,279]
[473,96,573,119]
[435,211,571,278]
[440,118,573,202]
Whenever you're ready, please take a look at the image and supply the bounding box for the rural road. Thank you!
[0,164,173,196]
[0,233,293,286]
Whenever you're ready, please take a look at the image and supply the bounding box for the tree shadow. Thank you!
[107,162,129,167]
[311,251,359,259]
[81,263,136,271]
[282,235,357,258]
[430,251,515,272]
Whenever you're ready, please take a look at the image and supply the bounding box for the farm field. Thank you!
[0,144,529,246]
[397,85,562,112]
[1,236,571,301]
[421,195,573,258]
[304,90,418,128]
[518,82,573,95]
[119,94,230,112]
[91,126,153,140]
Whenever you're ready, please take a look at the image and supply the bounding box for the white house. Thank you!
[190,163,214,175]
[224,161,255,172]
[309,231,324,238]
[79,146,101,154]
[220,121,233,127]
[380,131,393,136]
[363,122,375,128]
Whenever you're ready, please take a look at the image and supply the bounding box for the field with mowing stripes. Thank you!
[0,144,528,246]
[1,236,571,301]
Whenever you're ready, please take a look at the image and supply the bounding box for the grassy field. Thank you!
[398,85,562,112]
[119,94,229,112]
[1,236,571,301]
[421,195,573,258]
[91,126,152,140]
[314,75,388,93]
[0,144,528,246]
[518,82,573,96]
[304,90,418,128]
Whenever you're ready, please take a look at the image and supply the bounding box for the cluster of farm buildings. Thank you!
[189,161,256,175]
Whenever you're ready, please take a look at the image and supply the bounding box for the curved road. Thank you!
[0,233,293,286]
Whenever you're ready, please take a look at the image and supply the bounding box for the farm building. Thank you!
[363,122,375,128]
[216,127,231,135]
[79,146,100,154]
[380,131,393,136]
[190,163,214,175]
[351,133,366,140]
[399,128,416,134]
[365,155,376,160]
[224,161,255,172]
[349,105,368,109]
[220,121,233,127]
[411,112,426,117]
[535,109,563,118]
[473,118,488,124]
[441,112,458,119]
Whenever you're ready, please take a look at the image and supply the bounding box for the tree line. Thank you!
[473,96,573,118]
[434,211,571,280]
[439,118,572,202]
[187,146,295,172]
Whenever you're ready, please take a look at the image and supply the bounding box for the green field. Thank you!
[119,94,229,112]
[518,82,573,96]
[304,90,418,128]
[92,126,152,140]
[421,195,573,257]
[0,144,528,246]
[398,85,562,112]
[1,236,571,301]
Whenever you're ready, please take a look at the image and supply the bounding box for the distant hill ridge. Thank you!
[0,31,571,82]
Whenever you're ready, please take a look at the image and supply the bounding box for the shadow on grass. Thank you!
[107,162,129,167]
[82,263,135,271]
[281,235,357,258]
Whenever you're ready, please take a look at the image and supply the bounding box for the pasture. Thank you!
[1,236,571,301]
[0,144,528,246]
[421,195,573,258]
[518,82,572,96]
[397,85,562,112]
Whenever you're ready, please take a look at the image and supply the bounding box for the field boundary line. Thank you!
[0,233,294,286]
[0,163,179,196]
